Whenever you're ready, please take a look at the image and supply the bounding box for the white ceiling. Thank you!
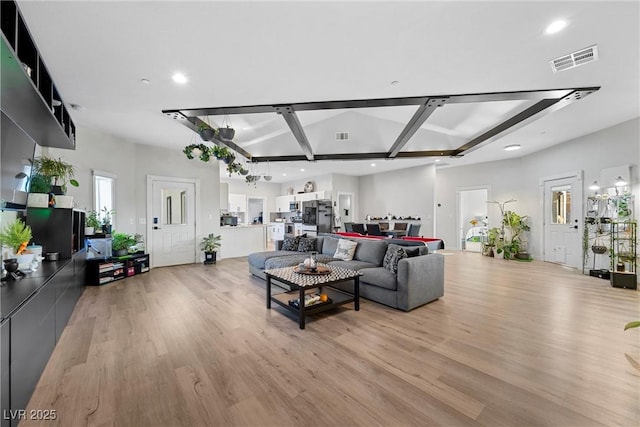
[16,1,640,183]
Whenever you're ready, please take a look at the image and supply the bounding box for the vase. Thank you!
[3,259,19,274]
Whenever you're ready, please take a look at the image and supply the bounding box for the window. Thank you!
[92,170,116,226]
[551,185,571,224]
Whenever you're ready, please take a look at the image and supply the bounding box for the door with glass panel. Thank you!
[544,176,583,268]
[150,178,196,267]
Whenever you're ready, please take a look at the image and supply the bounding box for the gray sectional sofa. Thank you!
[248,234,444,311]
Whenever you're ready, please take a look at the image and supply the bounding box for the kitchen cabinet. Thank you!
[269,223,285,241]
[219,182,229,211]
[276,195,293,213]
[228,193,246,212]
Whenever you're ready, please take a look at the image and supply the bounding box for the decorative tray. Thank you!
[293,265,331,275]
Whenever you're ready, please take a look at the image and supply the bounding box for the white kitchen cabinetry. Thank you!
[275,196,292,213]
[219,183,229,211]
[269,222,285,241]
[228,193,246,212]
[293,191,332,203]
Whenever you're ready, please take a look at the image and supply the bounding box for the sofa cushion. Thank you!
[383,244,407,274]
[297,237,316,252]
[281,236,300,251]
[322,236,339,256]
[353,239,388,265]
[360,267,398,291]
[265,254,336,270]
[327,260,377,271]
[334,239,358,261]
[248,250,300,269]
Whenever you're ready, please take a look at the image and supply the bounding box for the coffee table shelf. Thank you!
[265,264,360,329]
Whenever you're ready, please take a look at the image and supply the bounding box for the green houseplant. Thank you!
[101,207,115,233]
[0,219,32,255]
[111,232,136,257]
[85,210,101,235]
[483,227,500,256]
[200,233,221,264]
[32,154,79,194]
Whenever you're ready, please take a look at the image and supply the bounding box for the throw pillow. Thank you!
[404,247,420,258]
[297,237,317,252]
[281,236,299,251]
[333,239,358,261]
[383,244,407,273]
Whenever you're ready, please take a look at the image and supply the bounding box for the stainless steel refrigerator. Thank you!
[302,200,333,235]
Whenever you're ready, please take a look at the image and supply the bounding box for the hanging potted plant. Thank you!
[200,233,221,264]
[197,123,216,141]
[218,116,235,140]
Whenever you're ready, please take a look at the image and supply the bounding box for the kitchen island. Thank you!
[218,224,269,259]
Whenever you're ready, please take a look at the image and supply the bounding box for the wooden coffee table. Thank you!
[265,263,360,329]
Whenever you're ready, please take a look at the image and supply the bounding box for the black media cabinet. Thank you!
[86,253,150,286]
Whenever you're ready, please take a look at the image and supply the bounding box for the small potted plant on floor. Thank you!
[111,232,136,257]
[200,233,221,264]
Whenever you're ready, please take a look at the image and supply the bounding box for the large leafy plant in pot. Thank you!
[32,154,79,195]
[111,232,136,257]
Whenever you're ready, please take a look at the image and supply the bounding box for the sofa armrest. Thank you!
[396,253,444,311]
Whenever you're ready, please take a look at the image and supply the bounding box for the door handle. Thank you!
[570,225,578,229]
[153,226,161,230]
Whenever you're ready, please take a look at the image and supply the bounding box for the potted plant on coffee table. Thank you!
[200,233,221,264]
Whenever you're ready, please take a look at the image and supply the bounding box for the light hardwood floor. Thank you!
[24,252,640,426]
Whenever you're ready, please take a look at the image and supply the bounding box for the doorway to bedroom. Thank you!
[457,187,489,251]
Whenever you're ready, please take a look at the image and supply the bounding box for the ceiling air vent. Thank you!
[550,45,598,73]
[335,132,349,141]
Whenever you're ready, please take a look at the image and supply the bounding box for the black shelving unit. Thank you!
[86,253,150,286]
[0,0,75,149]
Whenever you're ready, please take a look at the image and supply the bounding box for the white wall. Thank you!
[436,118,639,257]
[49,127,221,242]
[359,164,436,234]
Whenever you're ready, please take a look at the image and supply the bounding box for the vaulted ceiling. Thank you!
[16,1,640,182]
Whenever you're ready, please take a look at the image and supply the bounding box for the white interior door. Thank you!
[544,175,583,268]
[149,177,197,267]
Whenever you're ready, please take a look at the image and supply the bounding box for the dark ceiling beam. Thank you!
[455,88,598,155]
[161,87,599,117]
[251,150,458,162]
[388,97,448,158]
[274,106,314,161]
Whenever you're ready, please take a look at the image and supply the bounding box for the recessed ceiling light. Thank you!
[371,163,376,167]
[172,72,188,84]
[300,168,305,172]
[545,19,568,35]
[504,144,521,151]
[70,103,84,111]
[390,81,399,86]
[435,159,441,162]
[140,78,151,84]
[282,173,287,177]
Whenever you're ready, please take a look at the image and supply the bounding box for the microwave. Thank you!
[289,201,299,212]
[220,215,238,226]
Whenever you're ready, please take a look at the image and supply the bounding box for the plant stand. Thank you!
[610,220,637,289]
[204,251,217,265]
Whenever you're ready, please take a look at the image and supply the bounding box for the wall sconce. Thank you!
[588,181,600,190]
[615,176,627,187]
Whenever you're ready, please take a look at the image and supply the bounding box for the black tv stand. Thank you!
[86,253,149,286]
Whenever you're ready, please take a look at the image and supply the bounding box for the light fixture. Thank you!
[615,176,627,187]
[371,163,376,167]
[589,181,600,190]
[140,78,151,84]
[172,72,188,84]
[504,144,521,151]
[282,173,287,177]
[545,19,568,35]
[435,159,441,162]
[390,81,399,86]
[300,168,305,172]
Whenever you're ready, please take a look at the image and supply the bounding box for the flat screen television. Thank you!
[1,111,36,209]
